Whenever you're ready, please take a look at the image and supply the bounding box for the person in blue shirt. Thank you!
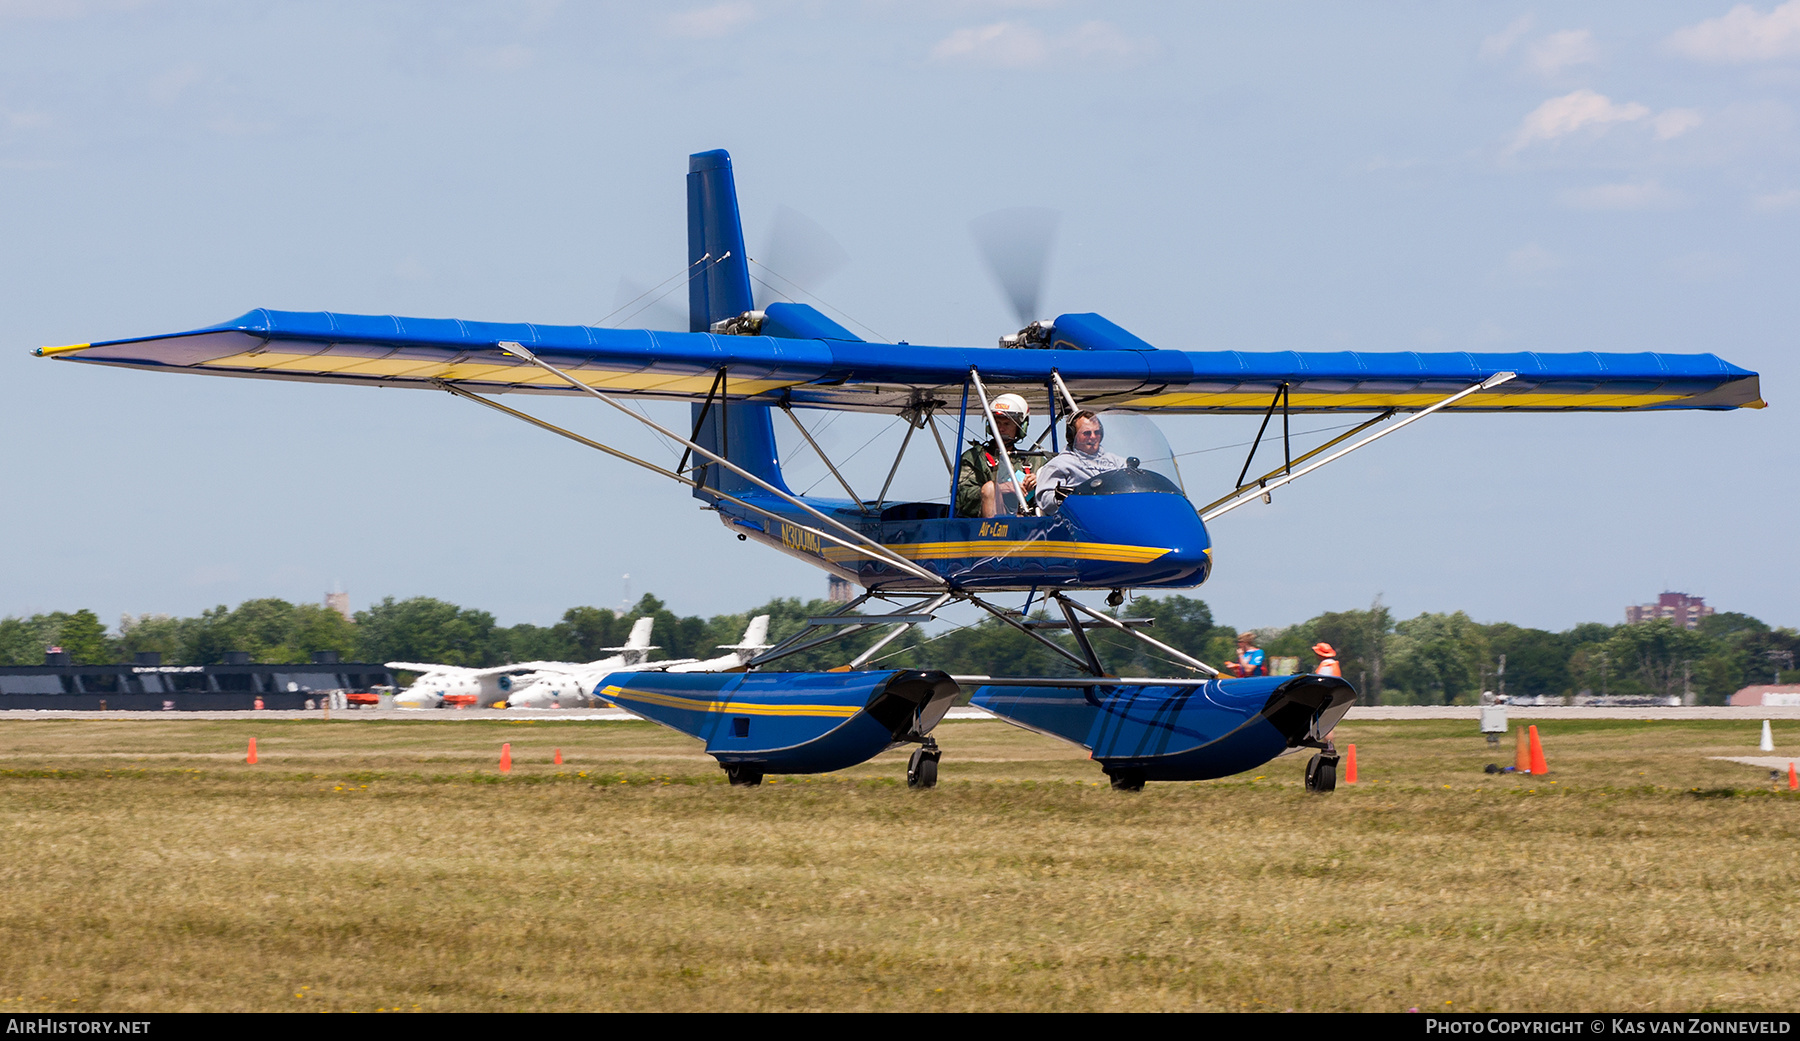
[1226,631,1267,678]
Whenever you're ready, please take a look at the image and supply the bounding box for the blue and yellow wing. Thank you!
[36,303,1762,414]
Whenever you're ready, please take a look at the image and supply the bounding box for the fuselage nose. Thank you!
[1057,490,1212,587]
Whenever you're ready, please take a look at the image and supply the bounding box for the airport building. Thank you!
[1626,591,1715,630]
[0,650,394,710]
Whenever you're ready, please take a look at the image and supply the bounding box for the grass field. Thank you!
[1,715,1796,1012]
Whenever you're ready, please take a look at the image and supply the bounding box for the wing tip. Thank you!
[33,343,89,358]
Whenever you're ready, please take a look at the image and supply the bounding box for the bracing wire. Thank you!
[747,258,892,343]
[798,415,902,496]
[1172,419,1365,459]
[593,253,711,329]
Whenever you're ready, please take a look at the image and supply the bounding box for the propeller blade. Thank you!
[754,204,850,310]
[970,206,1059,327]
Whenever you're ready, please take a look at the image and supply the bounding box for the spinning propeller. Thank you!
[970,206,1060,328]
[752,204,850,311]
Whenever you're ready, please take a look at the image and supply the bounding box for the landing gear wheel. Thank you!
[1304,752,1339,793]
[725,764,764,787]
[907,739,941,789]
[1108,769,1145,792]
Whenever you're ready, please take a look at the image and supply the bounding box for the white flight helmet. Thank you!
[991,393,1030,440]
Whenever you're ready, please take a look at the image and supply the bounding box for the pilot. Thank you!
[1035,410,1127,514]
[956,393,1049,518]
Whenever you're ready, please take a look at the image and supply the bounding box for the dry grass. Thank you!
[0,716,1796,1012]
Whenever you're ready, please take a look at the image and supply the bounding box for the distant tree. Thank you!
[289,603,359,662]
[554,606,627,661]
[1600,620,1709,701]
[0,610,112,665]
[355,597,499,666]
[1480,623,1570,699]
[116,614,190,663]
[1386,611,1486,704]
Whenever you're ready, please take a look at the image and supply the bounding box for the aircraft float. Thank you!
[36,151,1762,790]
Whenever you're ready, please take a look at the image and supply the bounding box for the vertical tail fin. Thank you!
[720,614,773,652]
[685,150,791,501]
[687,150,754,333]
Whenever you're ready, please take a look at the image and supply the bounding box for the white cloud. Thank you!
[147,64,204,106]
[1652,107,1704,140]
[1664,251,1741,281]
[932,22,1047,68]
[1526,29,1598,76]
[1506,243,1564,275]
[1558,181,1682,210]
[468,43,534,72]
[1061,20,1149,61]
[4,108,51,129]
[1751,187,1800,210]
[929,20,1154,68]
[1511,90,1649,150]
[1480,15,1535,59]
[665,1,756,40]
[1667,1,1800,63]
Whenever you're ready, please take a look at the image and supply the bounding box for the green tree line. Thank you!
[2,595,1793,706]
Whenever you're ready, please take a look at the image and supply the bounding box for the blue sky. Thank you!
[1,2,1794,635]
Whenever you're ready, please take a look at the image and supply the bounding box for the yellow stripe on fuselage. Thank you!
[599,685,862,718]
[819,539,1172,565]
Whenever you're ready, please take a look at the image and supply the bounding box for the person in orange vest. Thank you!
[1312,642,1342,677]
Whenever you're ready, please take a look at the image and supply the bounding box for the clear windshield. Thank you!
[1071,412,1186,493]
[1029,411,1190,512]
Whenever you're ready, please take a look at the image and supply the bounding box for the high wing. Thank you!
[37,302,1761,415]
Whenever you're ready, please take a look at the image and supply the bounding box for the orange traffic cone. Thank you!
[499,742,512,774]
[1788,763,1796,792]
[1515,727,1530,772]
[1528,725,1548,775]
[246,737,258,765]
[553,748,563,766]
[1345,743,1358,784]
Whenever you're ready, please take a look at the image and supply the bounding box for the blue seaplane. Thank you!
[36,150,1764,790]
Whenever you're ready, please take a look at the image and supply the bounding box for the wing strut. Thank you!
[495,340,946,587]
[778,401,868,512]
[967,368,1027,515]
[1235,382,1291,489]
[1050,593,1219,677]
[435,380,937,585]
[1196,408,1396,516]
[744,592,950,669]
[874,410,920,508]
[675,367,728,477]
[1201,372,1517,523]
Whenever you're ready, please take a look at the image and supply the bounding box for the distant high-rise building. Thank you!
[325,590,352,621]
[1626,592,1714,630]
[827,575,855,603]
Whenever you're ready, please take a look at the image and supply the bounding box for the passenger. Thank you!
[1224,631,1266,677]
[956,393,1049,518]
[1312,642,1342,678]
[1035,410,1127,514]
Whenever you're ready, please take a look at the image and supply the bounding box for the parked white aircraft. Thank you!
[391,617,663,709]
[506,615,774,707]
[663,614,773,673]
